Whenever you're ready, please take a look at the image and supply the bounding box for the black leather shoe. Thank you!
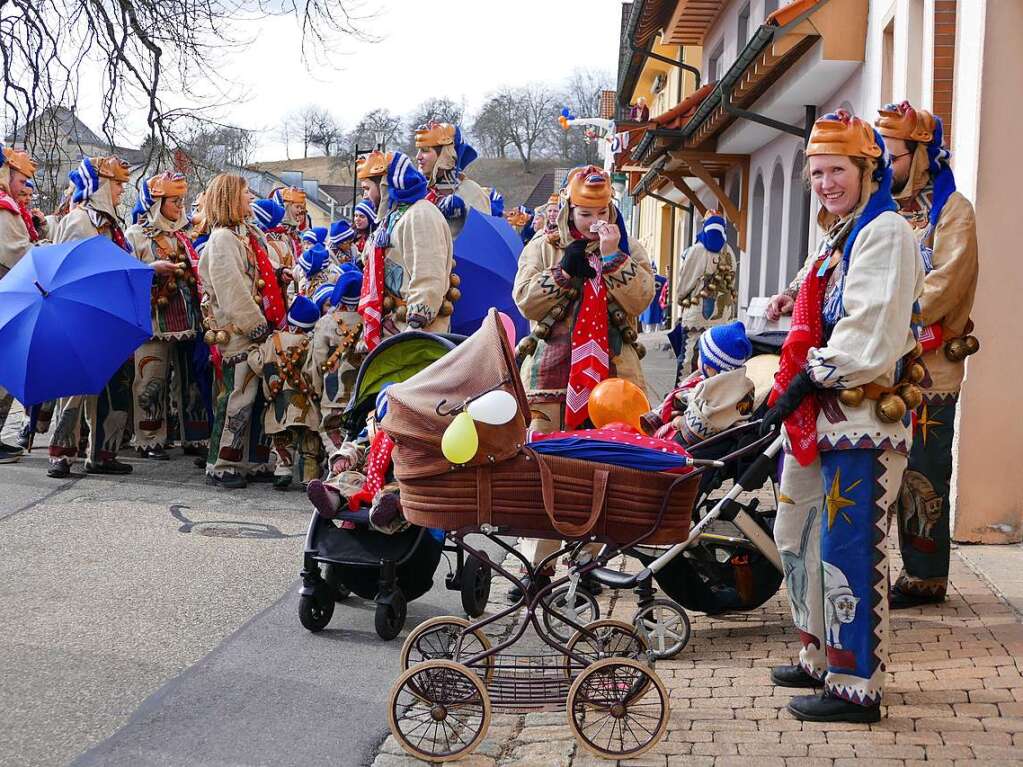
[272,474,292,491]
[16,424,32,449]
[771,665,824,688]
[890,588,945,610]
[0,442,24,463]
[85,459,133,475]
[788,691,881,723]
[248,470,275,484]
[182,445,205,456]
[206,471,247,490]
[47,458,70,477]
[508,572,553,603]
[138,446,170,461]
[193,455,207,469]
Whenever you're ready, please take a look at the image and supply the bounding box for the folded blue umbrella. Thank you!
[0,236,154,404]
[529,436,692,473]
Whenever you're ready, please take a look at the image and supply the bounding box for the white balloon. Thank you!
[466,389,519,425]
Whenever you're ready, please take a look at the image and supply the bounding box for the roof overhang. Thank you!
[662,0,728,46]
[618,0,680,107]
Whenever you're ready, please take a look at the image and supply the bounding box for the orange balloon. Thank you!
[587,378,651,432]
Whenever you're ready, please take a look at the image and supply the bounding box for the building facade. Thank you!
[615,0,1022,543]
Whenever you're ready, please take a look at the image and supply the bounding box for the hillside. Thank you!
[247,156,563,209]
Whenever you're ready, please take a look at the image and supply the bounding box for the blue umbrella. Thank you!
[450,209,529,340]
[0,236,154,405]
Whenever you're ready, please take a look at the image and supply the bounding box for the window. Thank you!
[745,174,766,308]
[786,150,808,283]
[881,18,895,107]
[763,0,779,16]
[707,40,725,83]
[765,164,785,294]
[737,4,751,49]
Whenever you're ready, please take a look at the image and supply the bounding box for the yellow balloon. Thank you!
[441,411,479,464]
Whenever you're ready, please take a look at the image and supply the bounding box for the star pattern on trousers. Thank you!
[826,469,860,529]
[917,403,943,446]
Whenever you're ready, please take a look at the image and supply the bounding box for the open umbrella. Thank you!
[450,209,529,340]
[0,236,153,405]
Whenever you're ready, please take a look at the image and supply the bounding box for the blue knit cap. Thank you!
[302,226,327,246]
[699,321,752,374]
[925,116,956,227]
[69,157,100,203]
[129,198,147,226]
[453,127,478,172]
[328,219,355,247]
[252,199,285,231]
[298,243,328,276]
[354,199,378,229]
[386,152,428,206]
[696,213,727,253]
[287,295,320,329]
[489,188,504,217]
[311,282,335,311]
[330,270,364,309]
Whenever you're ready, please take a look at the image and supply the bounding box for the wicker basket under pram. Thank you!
[381,311,699,544]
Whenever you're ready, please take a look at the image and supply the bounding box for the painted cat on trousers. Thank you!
[779,506,818,628]
[822,561,860,650]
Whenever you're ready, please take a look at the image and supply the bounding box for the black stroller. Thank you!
[298,332,492,639]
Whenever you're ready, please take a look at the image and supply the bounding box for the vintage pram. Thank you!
[298,332,492,640]
[378,312,787,761]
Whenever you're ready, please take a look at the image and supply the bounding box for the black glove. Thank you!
[561,239,597,280]
[760,370,817,436]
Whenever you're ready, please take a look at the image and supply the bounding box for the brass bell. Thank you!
[907,362,926,384]
[215,330,229,345]
[944,337,968,362]
[876,393,907,423]
[447,287,461,302]
[897,382,924,411]
[963,335,980,356]
[382,296,395,311]
[439,300,454,317]
[611,310,626,325]
[157,296,169,307]
[396,305,407,322]
[187,274,196,284]
[203,330,216,345]
[550,305,566,321]
[622,326,638,344]
[838,387,865,407]
[166,279,177,290]
[256,279,266,290]
[516,336,538,357]
[566,288,579,300]
[449,273,461,288]
[175,267,186,278]
[533,322,551,340]
[635,342,647,360]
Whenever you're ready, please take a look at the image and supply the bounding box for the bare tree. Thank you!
[471,98,512,159]
[310,110,345,156]
[402,96,465,151]
[479,85,557,172]
[348,108,403,153]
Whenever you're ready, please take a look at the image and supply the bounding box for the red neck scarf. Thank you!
[358,243,385,351]
[564,237,610,430]
[247,231,286,329]
[0,192,39,242]
[769,256,828,466]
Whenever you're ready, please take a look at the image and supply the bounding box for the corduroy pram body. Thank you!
[382,312,698,545]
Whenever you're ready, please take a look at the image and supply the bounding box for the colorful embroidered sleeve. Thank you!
[513,237,572,320]
[602,239,655,316]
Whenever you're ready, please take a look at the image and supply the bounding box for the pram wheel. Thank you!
[388,659,492,762]
[298,593,334,633]
[375,590,408,640]
[400,616,495,684]
[541,584,600,643]
[567,657,669,760]
[460,554,492,618]
[632,599,692,660]
[564,619,649,678]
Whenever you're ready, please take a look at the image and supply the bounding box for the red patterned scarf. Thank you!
[358,243,385,351]
[247,231,286,329]
[564,236,610,430]
[0,191,39,242]
[769,256,828,466]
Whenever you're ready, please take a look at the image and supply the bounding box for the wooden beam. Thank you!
[686,158,745,249]
[666,150,749,166]
[660,171,707,216]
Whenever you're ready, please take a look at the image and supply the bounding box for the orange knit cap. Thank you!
[414,121,456,149]
[567,165,613,209]
[356,150,389,180]
[93,156,131,182]
[875,101,935,143]
[806,110,882,159]
[3,146,37,178]
[147,171,188,199]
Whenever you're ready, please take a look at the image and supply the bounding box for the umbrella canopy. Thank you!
[0,236,154,404]
[450,209,528,340]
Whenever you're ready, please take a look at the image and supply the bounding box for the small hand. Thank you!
[596,221,621,257]
[152,260,179,277]
[561,240,597,280]
[766,293,794,321]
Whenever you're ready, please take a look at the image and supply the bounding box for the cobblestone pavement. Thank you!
[372,332,1023,766]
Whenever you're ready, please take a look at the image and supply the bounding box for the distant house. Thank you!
[522,169,572,211]
[229,165,336,228]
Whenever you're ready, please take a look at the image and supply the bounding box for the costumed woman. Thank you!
[327,219,358,266]
[875,102,979,609]
[252,197,296,301]
[356,150,455,346]
[199,173,286,489]
[352,198,377,262]
[125,172,211,460]
[511,164,654,598]
[0,144,41,463]
[47,156,136,478]
[270,186,308,264]
[673,211,737,381]
[762,111,922,723]
[414,121,490,238]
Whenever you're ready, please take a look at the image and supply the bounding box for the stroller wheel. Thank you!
[632,599,692,659]
[298,593,334,633]
[563,619,649,679]
[400,616,494,685]
[540,584,600,644]
[388,659,491,762]
[567,658,669,760]
[375,591,408,640]
[460,555,492,618]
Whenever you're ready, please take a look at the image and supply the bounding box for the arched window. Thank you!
[787,149,808,283]
[745,173,765,308]
[765,163,785,295]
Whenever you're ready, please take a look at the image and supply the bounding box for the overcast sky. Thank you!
[158,0,624,160]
